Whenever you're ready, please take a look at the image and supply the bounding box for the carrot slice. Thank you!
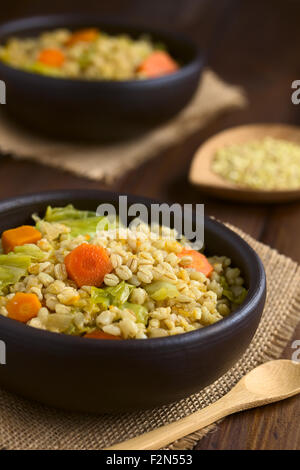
[2,225,42,254]
[6,292,41,323]
[137,51,179,78]
[38,48,65,67]
[65,28,99,47]
[84,330,121,340]
[64,243,112,288]
[178,249,214,278]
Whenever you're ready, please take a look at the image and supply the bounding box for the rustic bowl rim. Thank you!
[0,14,204,87]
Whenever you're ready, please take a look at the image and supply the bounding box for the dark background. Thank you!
[0,0,300,450]
[0,0,221,35]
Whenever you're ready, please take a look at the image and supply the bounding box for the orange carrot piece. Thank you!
[38,48,65,67]
[64,243,112,288]
[65,28,99,46]
[178,249,214,278]
[137,51,179,78]
[6,292,41,323]
[84,330,121,340]
[1,225,42,254]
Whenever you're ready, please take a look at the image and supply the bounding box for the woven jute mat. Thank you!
[0,69,246,183]
[0,223,299,450]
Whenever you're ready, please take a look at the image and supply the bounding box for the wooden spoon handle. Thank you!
[106,396,239,450]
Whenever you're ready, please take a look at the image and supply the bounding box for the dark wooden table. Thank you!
[0,0,299,450]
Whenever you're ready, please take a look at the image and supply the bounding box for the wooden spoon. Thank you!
[106,360,300,450]
[189,124,300,203]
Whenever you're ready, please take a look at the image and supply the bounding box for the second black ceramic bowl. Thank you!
[0,15,204,141]
[0,190,266,413]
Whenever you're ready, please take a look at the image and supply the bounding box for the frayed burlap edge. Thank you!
[165,225,300,450]
[166,297,300,450]
[0,223,300,450]
[0,69,247,183]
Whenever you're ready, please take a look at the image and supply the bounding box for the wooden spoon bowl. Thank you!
[189,124,300,203]
[107,360,300,450]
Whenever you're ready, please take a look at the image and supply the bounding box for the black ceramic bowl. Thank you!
[0,15,204,141]
[0,190,266,412]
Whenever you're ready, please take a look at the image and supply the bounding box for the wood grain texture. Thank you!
[0,0,299,450]
[107,361,300,450]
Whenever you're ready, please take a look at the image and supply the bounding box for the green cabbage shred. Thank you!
[145,281,179,301]
[91,282,149,324]
[0,253,31,293]
[38,204,113,238]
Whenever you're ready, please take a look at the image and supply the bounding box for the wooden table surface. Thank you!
[0,0,299,450]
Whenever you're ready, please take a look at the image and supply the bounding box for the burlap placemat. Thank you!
[0,223,299,450]
[0,69,246,183]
